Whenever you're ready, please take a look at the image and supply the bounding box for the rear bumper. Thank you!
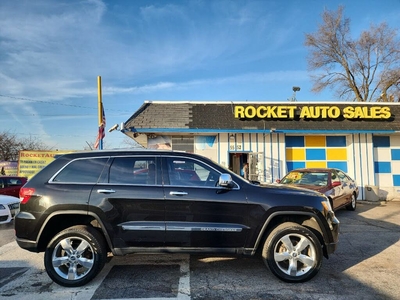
[16,237,40,253]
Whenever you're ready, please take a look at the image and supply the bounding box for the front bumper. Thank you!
[0,205,19,224]
[325,215,340,255]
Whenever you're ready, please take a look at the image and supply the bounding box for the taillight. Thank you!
[20,187,36,204]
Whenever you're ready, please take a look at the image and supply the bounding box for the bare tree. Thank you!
[305,6,400,102]
[0,131,49,161]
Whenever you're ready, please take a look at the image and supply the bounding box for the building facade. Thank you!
[123,101,400,201]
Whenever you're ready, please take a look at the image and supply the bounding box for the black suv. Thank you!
[15,150,339,287]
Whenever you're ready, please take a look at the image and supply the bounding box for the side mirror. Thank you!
[218,173,234,188]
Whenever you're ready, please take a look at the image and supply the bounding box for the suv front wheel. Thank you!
[262,222,322,283]
[44,225,107,287]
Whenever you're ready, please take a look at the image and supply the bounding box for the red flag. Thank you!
[94,105,106,149]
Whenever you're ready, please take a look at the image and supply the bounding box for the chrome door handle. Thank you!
[97,189,116,194]
[169,191,188,196]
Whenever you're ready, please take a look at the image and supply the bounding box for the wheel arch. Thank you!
[36,211,113,253]
[252,211,330,258]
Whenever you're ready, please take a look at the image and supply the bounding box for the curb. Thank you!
[358,200,387,206]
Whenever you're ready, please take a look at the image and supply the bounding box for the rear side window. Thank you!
[336,170,350,183]
[6,178,23,186]
[109,157,158,185]
[52,158,109,183]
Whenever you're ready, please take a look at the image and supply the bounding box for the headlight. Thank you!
[0,204,6,210]
[321,195,333,212]
[321,200,332,212]
[321,197,336,230]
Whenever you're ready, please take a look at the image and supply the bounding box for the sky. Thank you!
[0,0,399,150]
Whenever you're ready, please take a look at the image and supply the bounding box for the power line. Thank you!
[0,94,132,113]
[0,113,130,117]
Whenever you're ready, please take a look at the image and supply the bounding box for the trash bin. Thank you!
[365,185,379,201]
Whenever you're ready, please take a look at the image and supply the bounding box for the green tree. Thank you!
[305,6,400,102]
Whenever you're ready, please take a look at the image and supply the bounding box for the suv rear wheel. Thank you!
[262,222,322,283]
[44,225,107,287]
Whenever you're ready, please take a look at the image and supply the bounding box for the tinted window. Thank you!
[331,171,340,183]
[165,157,219,187]
[109,157,158,185]
[336,170,349,182]
[52,158,108,183]
[6,178,23,186]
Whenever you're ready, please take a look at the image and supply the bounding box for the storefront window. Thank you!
[172,137,194,152]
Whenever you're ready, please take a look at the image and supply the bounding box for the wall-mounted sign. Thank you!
[0,161,18,176]
[234,105,391,120]
[18,150,74,179]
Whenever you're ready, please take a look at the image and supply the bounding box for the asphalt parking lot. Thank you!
[1,201,399,300]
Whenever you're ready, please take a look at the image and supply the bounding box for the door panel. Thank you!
[336,170,352,206]
[331,170,346,209]
[162,156,249,248]
[89,156,165,248]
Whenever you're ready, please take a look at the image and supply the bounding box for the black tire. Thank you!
[44,225,107,287]
[262,222,322,283]
[346,193,357,211]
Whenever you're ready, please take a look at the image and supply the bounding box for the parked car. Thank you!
[0,194,20,224]
[0,176,27,197]
[277,168,359,211]
[15,150,339,287]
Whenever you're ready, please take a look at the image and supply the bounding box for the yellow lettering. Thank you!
[353,107,364,118]
[277,106,286,118]
[245,106,256,118]
[300,106,323,118]
[328,106,341,118]
[300,107,311,118]
[235,105,390,120]
[267,106,278,118]
[287,106,296,118]
[371,107,380,118]
[380,106,391,119]
[318,106,328,118]
[343,107,355,119]
[257,106,267,118]
[276,106,296,118]
[235,106,245,118]
[363,107,373,118]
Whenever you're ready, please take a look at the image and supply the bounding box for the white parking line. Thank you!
[95,254,191,300]
[0,241,191,300]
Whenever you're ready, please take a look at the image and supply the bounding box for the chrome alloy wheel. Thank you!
[51,237,95,280]
[273,233,317,276]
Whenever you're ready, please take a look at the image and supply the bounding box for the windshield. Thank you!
[281,171,328,186]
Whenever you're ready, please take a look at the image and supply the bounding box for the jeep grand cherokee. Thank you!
[15,150,339,287]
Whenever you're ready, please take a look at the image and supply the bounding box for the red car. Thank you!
[0,176,27,198]
[277,168,359,211]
